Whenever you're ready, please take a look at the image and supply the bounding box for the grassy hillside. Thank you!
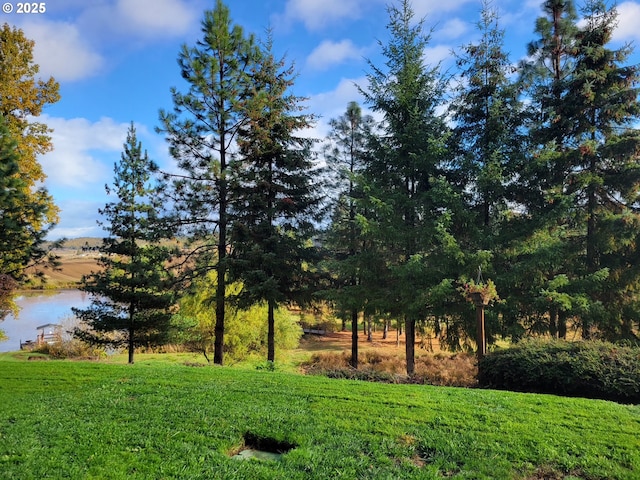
[0,356,638,479]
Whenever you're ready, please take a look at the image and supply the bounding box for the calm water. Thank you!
[0,290,93,353]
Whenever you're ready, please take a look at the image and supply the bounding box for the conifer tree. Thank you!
[562,0,640,339]
[450,2,524,231]
[448,2,527,345]
[514,0,640,341]
[0,114,55,282]
[322,102,375,368]
[74,124,176,364]
[507,0,582,338]
[360,0,455,374]
[228,35,321,364]
[157,1,259,365]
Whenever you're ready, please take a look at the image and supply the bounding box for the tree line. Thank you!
[1,0,639,372]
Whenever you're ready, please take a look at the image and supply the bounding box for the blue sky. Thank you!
[4,0,640,239]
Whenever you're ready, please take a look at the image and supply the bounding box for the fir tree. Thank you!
[229,34,321,364]
[322,101,376,368]
[360,0,455,374]
[74,124,176,364]
[506,0,582,339]
[448,1,527,347]
[563,0,640,339]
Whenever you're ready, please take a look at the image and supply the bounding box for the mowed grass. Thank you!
[0,356,639,479]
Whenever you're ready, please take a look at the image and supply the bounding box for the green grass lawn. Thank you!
[0,354,638,479]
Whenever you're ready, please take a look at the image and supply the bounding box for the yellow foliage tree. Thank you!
[0,23,60,225]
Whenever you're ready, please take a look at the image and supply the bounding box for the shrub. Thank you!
[478,339,640,403]
[34,337,105,359]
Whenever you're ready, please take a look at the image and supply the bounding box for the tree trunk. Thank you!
[405,316,415,375]
[558,312,567,339]
[128,304,135,365]
[382,318,388,340]
[214,216,226,365]
[267,299,275,363]
[350,309,358,369]
[549,306,558,338]
[214,135,228,365]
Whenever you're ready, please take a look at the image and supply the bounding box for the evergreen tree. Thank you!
[0,113,55,282]
[229,35,321,364]
[322,101,376,368]
[448,2,526,347]
[360,0,455,374]
[450,2,524,231]
[562,0,640,339]
[513,0,640,341]
[74,124,176,364]
[157,1,259,365]
[506,0,582,339]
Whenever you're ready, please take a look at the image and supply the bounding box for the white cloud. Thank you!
[306,77,369,138]
[412,0,477,18]
[437,18,470,40]
[306,39,367,71]
[39,116,130,190]
[48,200,105,240]
[38,116,163,239]
[20,20,104,82]
[423,45,454,66]
[114,0,197,38]
[613,2,640,42]
[276,0,371,31]
[16,0,198,84]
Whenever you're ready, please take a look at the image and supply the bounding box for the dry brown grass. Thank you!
[301,334,478,388]
[26,250,100,287]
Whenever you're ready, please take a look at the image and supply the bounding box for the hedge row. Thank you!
[478,339,640,404]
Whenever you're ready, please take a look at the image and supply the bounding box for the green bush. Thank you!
[478,339,640,403]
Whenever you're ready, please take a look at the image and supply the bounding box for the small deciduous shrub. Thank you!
[34,337,105,359]
[478,339,640,403]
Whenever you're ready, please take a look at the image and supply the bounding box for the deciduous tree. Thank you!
[0,23,59,226]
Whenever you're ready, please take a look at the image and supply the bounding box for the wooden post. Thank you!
[469,292,488,361]
[476,304,486,360]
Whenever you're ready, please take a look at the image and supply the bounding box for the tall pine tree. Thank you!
[157,1,259,365]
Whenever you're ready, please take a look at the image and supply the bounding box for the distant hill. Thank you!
[45,238,103,250]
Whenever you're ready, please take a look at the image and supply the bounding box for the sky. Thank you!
[3,0,640,240]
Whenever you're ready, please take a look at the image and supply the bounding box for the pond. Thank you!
[0,290,93,353]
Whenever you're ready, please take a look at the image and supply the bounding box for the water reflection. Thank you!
[0,290,93,353]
